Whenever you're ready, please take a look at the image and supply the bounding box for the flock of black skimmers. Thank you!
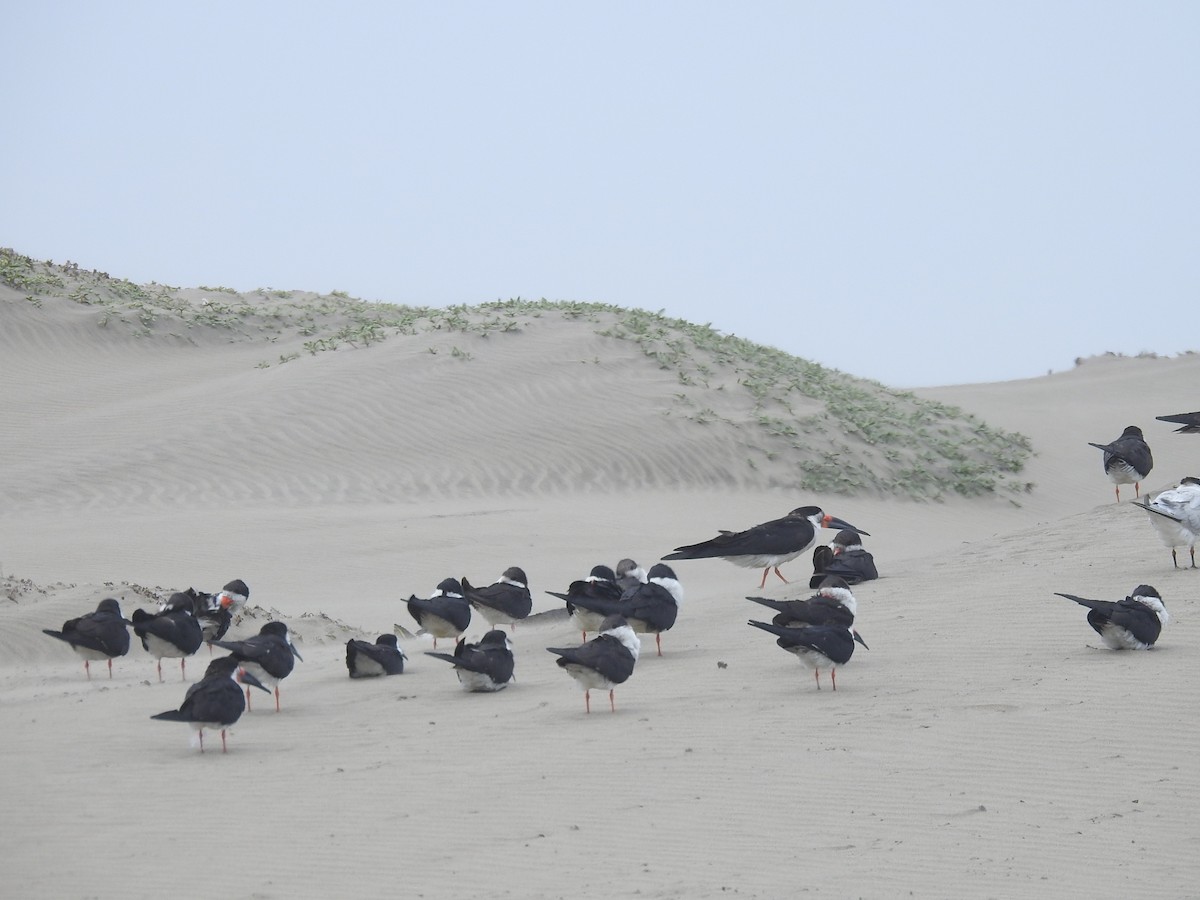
[40,408,1198,753]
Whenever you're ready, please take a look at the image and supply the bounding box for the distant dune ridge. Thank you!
[3,248,1200,899]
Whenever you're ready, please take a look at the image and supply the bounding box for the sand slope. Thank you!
[2,287,1198,898]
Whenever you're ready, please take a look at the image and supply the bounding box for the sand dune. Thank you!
[2,271,1198,898]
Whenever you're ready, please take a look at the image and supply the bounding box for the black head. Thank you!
[1121,425,1145,439]
[832,529,863,549]
[260,621,290,638]
[222,579,250,597]
[204,654,243,678]
[1128,585,1161,602]
[1181,476,1200,487]
[502,566,528,585]
[436,577,464,596]
[480,630,511,647]
[376,634,400,648]
[647,563,677,581]
[589,565,617,582]
[817,575,853,593]
[96,597,124,616]
[788,506,823,519]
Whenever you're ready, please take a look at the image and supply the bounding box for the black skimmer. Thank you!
[616,563,683,657]
[1155,411,1200,434]
[460,567,532,630]
[747,575,857,630]
[547,614,640,713]
[193,579,250,649]
[42,597,131,680]
[809,529,879,588]
[150,654,269,753]
[748,619,868,691]
[406,578,471,649]
[424,629,515,692]
[213,621,303,712]
[346,634,407,678]
[663,506,869,588]
[1133,477,1200,568]
[1089,425,1153,501]
[131,592,204,682]
[546,565,622,640]
[615,558,648,592]
[1055,585,1169,650]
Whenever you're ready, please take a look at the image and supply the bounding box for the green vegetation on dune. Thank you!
[1,248,1034,499]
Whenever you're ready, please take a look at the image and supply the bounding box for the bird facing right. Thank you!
[1055,585,1169,650]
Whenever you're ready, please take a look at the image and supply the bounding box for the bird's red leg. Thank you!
[221,729,228,753]
[656,634,663,657]
[584,690,591,714]
[609,689,616,712]
[274,687,281,713]
[199,731,205,754]
[107,659,113,679]
[1114,486,1120,503]
[758,569,769,589]
[84,660,91,680]
[814,668,821,691]
[1135,482,1141,498]
[246,685,253,711]
[831,668,838,691]
[180,658,187,681]
[774,567,789,584]
[157,660,163,683]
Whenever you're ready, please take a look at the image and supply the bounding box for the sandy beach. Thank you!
[2,263,1198,899]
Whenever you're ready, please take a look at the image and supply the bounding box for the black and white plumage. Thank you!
[406,578,471,648]
[547,614,640,713]
[213,621,303,712]
[131,593,204,682]
[1055,585,1169,650]
[1089,425,1153,501]
[345,634,407,678]
[748,619,868,691]
[809,529,879,588]
[425,630,515,692]
[150,655,269,753]
[193,579,250,647]
[1156,411,1200,434]
[664,506,869,588]
[546,565,623,640]
[616,563,683,657]
[747,575,858,630]
[615,558,648,592]
[42,597,131,680]
[461,567,532,630]
[1133,477,1200,569]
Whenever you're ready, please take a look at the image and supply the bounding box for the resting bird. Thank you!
[1089,425,1153,501]
[747,575,858,630]
[42,597,131,679]
[213,621,303,712]
[1155,411,1200,434]
[615,558,648,592]
[615,563,683,657]
[461,567,532,630]
[546,565,622,640]
[1133,477,1200,569]
[425,630,515,692]
[664,506,868,588]
[1055,585,1169,650]
[809,529,879,588]
[346,634,407,678]
[748,619,868,691]
[150,655,269,753]
[547,615,640,713]
[406,578,471,649]
[131,592,204,682]
[193,579,250,648]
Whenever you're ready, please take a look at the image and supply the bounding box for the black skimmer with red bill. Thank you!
[1156,411,1200,434]
[193,579,250,649]
[664,506,868,588]
[747,575,857,630]
[1089,425,1153,501]
[425,629,515,692]
[131,592,204,682]
[809,529,879,588]
[346,634,407,678]
[406,578,471,649]
[1055,585,1169,650]
[42,597,131,680]
[461,567,532,631]
[748,619,868,691]
[150,654,269,753]
[1133,477,1200,568]
[547,614,640,713]
[213,621,303,712]
[546,565,622,640]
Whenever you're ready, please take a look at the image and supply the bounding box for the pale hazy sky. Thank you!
[3,2,1196,386]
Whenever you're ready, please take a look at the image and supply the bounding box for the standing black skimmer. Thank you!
[461,567,532,631]
[345,634,407,678]
[747,619,868,691]
[809,529,879,588]
[1133,477,1200,568]
[616,563,683,657]
[425,630,515,692]
[1055,585,1169,650]
[546,565,623,640]
[151,655,269,753]
[547,614,640,713]
[42,597,131,680]
[1089,425,1153,501]
[213,621,303,712]
[747,575,857,630]
[664,506,868,588]
[193,579,250,650]
[131,592,204,682]
[1155,411,1200,434]
[615,558,648,592]
[406,578,471,649]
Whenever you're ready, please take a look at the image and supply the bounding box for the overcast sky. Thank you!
[3,2,1196,387]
